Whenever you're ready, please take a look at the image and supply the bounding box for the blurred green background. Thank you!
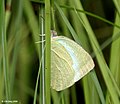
[0,0,120,104]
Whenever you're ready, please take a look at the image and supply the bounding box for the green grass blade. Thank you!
[33,66,41,104]
[60,5,120,29]
[83,76,92,104]
[45,0,51,104]
[51,90,60,104]
[55,2,82,45]
[39,4,46,104]
[90,71,106,104]
[63,89,70,104]
[0,0,10,100]
[113,0,120,17]
[110,12,120,90]
[0,64,4,102]
[23,0,39,54]
[9,0,23,96]
[107,12,120,104]
[55,0,72,38]
[33,46,45,104]
[70,86,77,104]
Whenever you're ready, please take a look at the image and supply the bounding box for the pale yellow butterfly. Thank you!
[51,35,94,91]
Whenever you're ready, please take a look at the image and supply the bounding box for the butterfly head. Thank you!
[51,30,57,37]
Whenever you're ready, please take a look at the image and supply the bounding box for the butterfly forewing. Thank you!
[51,36,94,91]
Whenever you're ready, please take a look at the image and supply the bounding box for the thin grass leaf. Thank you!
[83,76,92,104]
[33,43,46,104]
[39,4,46,104]
[83,72,101,104]
[45,0,51,104]
[60,5,120,29]
[55,0,71,38]
[33,66,41,104]
[107,12,120,104]
[110,11,120,89]
[23,0,39,54]
[90,71,106,104]
[0,66,4,102]
[60,91,65,104]
[63,89,70,104]
[113,0,120,17]
[55,2,82,45]
[51,90,61,104]
[9,0,23,96]
[0,0,10,100]
[68,0,89,50]
[70,86,77,104]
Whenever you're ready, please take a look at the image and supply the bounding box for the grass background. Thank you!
[0,0,120,104]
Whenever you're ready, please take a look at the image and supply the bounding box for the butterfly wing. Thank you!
[51,40,75,91]
[52,36,94,82]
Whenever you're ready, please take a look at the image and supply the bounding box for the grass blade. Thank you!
[45,0,51,104]
[0,0,10,100]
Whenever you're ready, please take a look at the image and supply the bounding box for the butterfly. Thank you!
[51,35,94,91]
